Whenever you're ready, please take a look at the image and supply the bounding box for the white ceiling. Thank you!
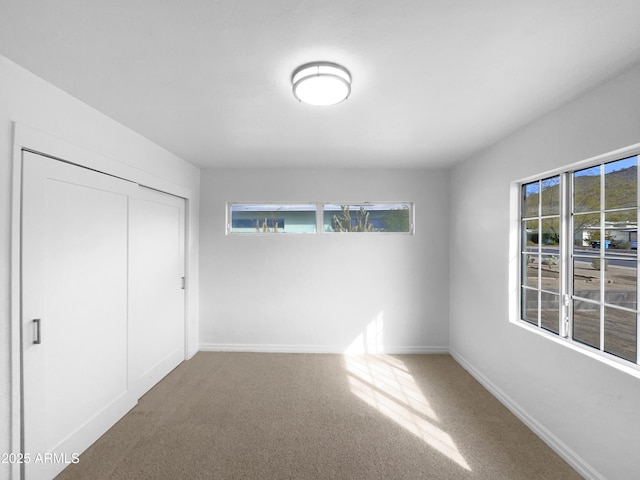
[2,1,640,169]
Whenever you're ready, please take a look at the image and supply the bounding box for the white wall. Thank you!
[200,168,449,353]
[0,55,200,479]
[450,63,640,479]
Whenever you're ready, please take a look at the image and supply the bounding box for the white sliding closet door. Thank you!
[21,152,137,480]
[131,187,186,396]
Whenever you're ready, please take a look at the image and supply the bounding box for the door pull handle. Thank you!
[33,319,41,344]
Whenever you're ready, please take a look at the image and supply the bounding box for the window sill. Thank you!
[509,318,640,380]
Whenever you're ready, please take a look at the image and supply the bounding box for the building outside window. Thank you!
[228,204,317,233]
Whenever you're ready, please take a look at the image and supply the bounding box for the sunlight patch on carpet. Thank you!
[344,316,471,471]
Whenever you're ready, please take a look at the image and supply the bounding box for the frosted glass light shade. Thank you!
[292,62,351,106]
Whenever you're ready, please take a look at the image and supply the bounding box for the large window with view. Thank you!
[519,151,639,369]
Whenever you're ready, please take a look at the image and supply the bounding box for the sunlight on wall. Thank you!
[345,311,384,354]
[344,316,471,471]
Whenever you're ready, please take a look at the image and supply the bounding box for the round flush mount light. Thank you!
[291,62,351,106]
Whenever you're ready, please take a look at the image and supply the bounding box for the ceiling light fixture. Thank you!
[291,62,351,106]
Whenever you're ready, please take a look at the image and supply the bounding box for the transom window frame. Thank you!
[226,202,415,235]
[510,143,640,378]
[227,203,318,234]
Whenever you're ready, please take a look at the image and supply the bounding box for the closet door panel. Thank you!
[131,187,186,397]
[21,152,137,480]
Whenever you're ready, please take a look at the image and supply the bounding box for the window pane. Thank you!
[521,288,538,325]
[541,255,559,292]
[541,176,560,216]
[573,300,600,350]
[604,307,637,362]
[605,210,637,255]
[522,182,539,217]
[523,219,539,247]
[323,204,411,233]
[604,259,637,310]
[573,213,600,251]
[229,204,316,233]
[541,217,560,247]
[574,165,601,213]
[541,292,560,334]
[522,254,538,288]
[573,257,600,302]
[605,156,637,210]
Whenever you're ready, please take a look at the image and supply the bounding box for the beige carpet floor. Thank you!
[55,353,582,479]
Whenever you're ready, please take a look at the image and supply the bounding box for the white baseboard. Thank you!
[199,343,449,355]
[134,349,184,400]
[449,349,605,480]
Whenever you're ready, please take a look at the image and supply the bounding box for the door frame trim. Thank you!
[10,123,196,479]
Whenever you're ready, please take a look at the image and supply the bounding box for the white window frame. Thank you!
[510,143,640,379]
[226,202,415,235]
[322,202,415,234]
[226,203,318,234]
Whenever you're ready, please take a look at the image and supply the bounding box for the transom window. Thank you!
[227,203,413,234]
[323,204,412,233]
[228,204,317,233]
[519,152,639,367]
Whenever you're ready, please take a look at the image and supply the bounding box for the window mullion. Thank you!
[538,180,542,328]
[600,164,606,352]
[317,202,323,233]
[561,172,570,338]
